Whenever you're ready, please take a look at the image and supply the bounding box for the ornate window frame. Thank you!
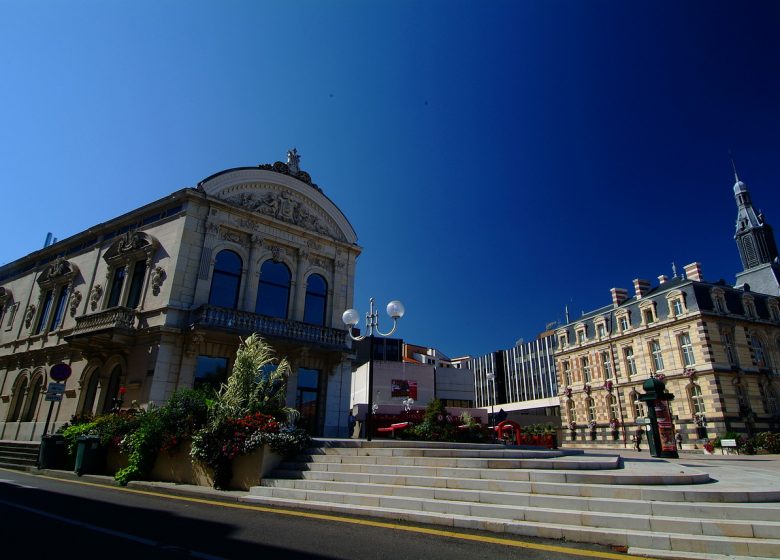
[102,230,158,311]
[665,290,686,318]
[711,287,728,314]
[638,300,657,326]
[574,322,588,345]
[742,294,757,319]
[616,310,631,334]
[31,257,79,335]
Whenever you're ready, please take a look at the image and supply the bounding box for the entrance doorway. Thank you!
[296,368,321,435]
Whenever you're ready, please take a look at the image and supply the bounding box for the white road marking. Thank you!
[0,497,225,559]
[0,478,36,488]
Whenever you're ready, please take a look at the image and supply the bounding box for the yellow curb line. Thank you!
[10,469,643,559]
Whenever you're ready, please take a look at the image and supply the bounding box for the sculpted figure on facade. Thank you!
[89,285,103,310]
[24,304,35,328]
[287,148,301,176]
[69,290,83,317]
[224,189,338,239]
[151,267,166,296]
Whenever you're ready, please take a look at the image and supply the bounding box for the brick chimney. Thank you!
[633,278,651,299]
[658,275,668,284]
[610,287,628,307]
[683,262,703,282]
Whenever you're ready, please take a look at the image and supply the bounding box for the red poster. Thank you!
[654,401,677,452]
[408,381,417,400]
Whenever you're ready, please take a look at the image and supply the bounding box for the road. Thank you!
[0,468,635,560]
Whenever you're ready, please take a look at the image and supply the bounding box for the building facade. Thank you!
[350,340,475,411]
[470,331,559,422]
[0,151,361,439]
[555,175,780,446]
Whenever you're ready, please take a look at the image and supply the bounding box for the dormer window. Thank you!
[596,322,607,339]
[711,288,728,314]
[558,332,568,350]
[638,300,657,326]
[575,323,587,344]
[666,290,686,318]
[743,295,757,319]
[616,311,630,333]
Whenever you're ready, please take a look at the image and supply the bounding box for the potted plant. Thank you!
[588,420,597,440]
[609,418,620,440]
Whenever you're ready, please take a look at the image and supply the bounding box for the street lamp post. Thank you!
[486,371,496,440]
[343,298,405,441]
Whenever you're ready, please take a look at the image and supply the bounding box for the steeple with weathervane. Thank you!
[733,163,779,271]
[732,161,780,296]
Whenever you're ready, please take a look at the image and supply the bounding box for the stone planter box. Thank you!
[150,441,283,490]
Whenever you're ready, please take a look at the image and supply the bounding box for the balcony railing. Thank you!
[71,306,137,336]
[190,304,348,350]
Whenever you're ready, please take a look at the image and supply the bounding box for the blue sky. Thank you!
[1,1,779,358]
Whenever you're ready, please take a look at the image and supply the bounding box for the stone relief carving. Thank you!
[118,230,143,253]
[224,190,339,240]
[271,246,285,263]
[312,257,328,269]
[335,260,346,270]
[151,267,166,296]
[90,285,103,310]
[69,290,82,317]
[220,228,248,246]
[24,305,36,328]
[297,247,310,261]
[205,221,220,236]
[306,239,322,251]
[47,257,70,278]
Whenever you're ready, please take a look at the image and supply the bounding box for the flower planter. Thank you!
[150,441,284,490]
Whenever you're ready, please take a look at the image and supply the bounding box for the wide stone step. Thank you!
[309,439,579,452]
[304,446,566,459]
[258,478,780,521]
[295,454,619,471]
[238,494,780,558]
[274,461,710,487]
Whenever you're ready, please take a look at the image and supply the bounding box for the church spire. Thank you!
[733,168,779,271]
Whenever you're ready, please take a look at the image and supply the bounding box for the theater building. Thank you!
[0,151,360,439]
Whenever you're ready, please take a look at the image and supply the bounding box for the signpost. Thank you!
[42,364,71,436]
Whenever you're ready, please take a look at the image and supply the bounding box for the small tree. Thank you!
[213,333,294,422]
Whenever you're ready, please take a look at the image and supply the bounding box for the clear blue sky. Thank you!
[1,1,779,358]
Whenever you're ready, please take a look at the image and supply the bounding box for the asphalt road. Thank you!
[0,468,631,560]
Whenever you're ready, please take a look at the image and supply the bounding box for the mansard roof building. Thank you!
[0,150,361,440]
[554,174,780,447]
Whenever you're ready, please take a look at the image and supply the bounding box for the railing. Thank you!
[190,304,348,349]
[72,306,136,335]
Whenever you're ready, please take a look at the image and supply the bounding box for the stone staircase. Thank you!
[242,440,780,559]
[0,440,39,470]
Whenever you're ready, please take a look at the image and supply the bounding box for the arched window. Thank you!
[586,397,596,422]
[209,250,243,309]
[567,399,577,423]
[22,374,44,422]
[630,391,645,419]
[608,394,619,420]
[80,368,100,415]
[7,376,28,422]
[689,384,705,415]
[101,365,122,413]
[255,260,291,319]
[750,334,771,369]
[303,274,327,325]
